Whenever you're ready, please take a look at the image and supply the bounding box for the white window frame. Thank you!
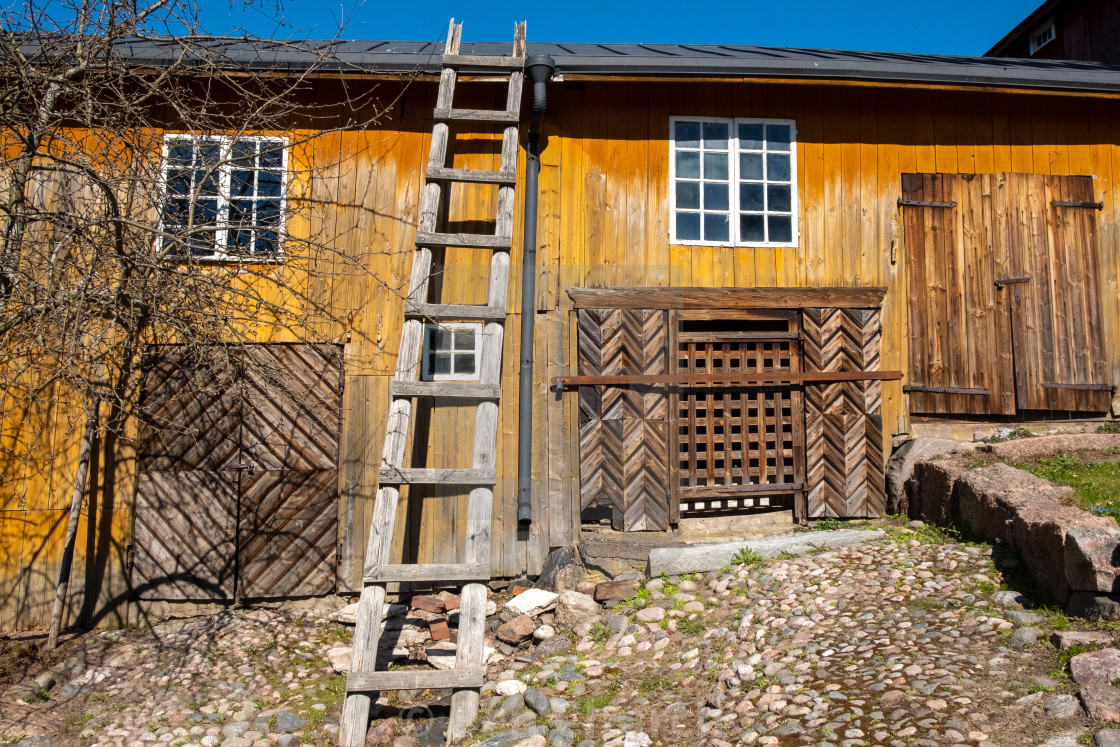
[421,322,483,382]
[159,134,288,261]
[668,116,799,248]
[1029,18,1056,55]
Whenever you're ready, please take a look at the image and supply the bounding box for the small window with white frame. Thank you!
[161,134,287,259]
[422,322,482,381]
[670,117,797,247]
[1029,18,1056,55]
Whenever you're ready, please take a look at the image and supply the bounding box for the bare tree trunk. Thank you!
[47,397,99,650]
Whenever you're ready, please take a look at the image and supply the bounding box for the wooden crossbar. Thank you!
[338,18,525,747]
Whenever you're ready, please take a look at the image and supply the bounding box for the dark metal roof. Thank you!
[65,36,1120,93]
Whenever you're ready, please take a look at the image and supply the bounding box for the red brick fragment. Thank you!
[442,594,461,611]
[411,594,446,614]
[429,619,450,641]
[510,585,531,597]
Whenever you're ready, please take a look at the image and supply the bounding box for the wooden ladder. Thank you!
[338,20,526,747]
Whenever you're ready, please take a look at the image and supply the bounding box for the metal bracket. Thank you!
[994,277,1030,288]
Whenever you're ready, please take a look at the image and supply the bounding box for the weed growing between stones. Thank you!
[731,547,764,567]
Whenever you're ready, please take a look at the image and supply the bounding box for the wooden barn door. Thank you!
[902,172,1111,415]
[134,344,342,601]
[577,308,671,531]
[669,311,806,517]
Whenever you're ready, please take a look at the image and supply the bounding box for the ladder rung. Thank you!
[442,54,525,70]
[416,231,512,249]
[425,167,517,185]
[433,108,520,124]
[347,668,485,693]
[365,562,488,583]
[405,302,506,321]
[379,467,496,485]
[392,381,500,399]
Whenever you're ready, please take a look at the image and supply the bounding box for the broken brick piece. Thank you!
[510,585,531,597]
[411,595,446,614]
[443,594,461,612]
[429,620,450,641]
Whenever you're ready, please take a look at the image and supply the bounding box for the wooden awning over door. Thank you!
[902,173,1112,415]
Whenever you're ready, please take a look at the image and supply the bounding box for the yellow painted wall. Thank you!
[3,75,1120,629]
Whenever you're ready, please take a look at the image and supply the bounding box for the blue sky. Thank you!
[198,0,1043,56]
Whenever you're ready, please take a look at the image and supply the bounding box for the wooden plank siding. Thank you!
[3,76,1120,629]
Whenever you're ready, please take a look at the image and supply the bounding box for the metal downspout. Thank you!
[518,55,556,526]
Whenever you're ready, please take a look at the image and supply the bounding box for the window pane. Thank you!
[231,140,256,162]
[257,200,281,226]
[229,200,252,228]
[676,212,701,240]
[768,215,793,243]
[165,198,191,227]
[704,182,729,211]
[431,353,451,375]
[766,154,791,182]
[703,213,729,242]
[195,198,219,226]
[453,354,476,375]
[168,144,193,165]
[257,231,279,255]
[741,214,765,242]
[167,168,191,196]
[199,143,221,168]
[675,121,701,149]
[702,122,728,150]
[196,168,220,195]
[739,123,764,150]
[454,329,476,349]
[703,152,728,181]
[740,183,764,211]
[259,147,283,169]
[229,227,252,251]
[767,184,792,212]
[676,150,700,179]
[230,170,254,197]
[676,181,700,210]
[766,124,792,151]
[258,171,282,197]
[739,153,763,181]
[431,327,452,351]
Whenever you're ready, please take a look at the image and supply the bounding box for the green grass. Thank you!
[677,618,705,635]
[1016,454,1120,520]
[814,517,844,532]
[577,686,618,717]
[1097,421,1120,434]
[732,546,764,567]
[778,550,799,560]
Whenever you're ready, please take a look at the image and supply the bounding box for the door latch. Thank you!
[994,277,1030,289]
[232,462,256,477]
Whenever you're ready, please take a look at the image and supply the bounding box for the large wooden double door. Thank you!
[903,173,1111,415]
[132,344,342,601]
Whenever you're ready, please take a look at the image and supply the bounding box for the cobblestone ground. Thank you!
[0,525,1112,747]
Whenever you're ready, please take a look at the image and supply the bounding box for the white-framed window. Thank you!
[1029,19,1056,55]
[669,117,797,247]
[161,134,287,259]
[422,322,482,381]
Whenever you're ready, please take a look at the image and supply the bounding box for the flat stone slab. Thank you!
[647,529,884,576]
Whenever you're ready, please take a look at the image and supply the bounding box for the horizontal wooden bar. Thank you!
[365,562,488,583]
[405,302,507,321]
[392,381,500,399]
[378,467,497,485]
[1042,382,1114,392]
[346,668,485,693]
[567,286,887,310]
[425,167,517,185]
[903,385,990,395]
[993,277,1031,287]
[433,107,520,124]
[1052,200,1104,210]
[681,482,805,498]
[898,198,957,208]
[416,231,512,249]
[552,371,903,389]
[442,54,525,70]
[677,331,800,343]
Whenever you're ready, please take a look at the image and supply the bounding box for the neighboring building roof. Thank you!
[34,36,1120,94]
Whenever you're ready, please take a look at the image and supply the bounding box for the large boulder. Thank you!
[886,438,966,514]
[1066,526,1120,593]
[906,458,968,526]
[553,590,601,629]
[534,545,585,593]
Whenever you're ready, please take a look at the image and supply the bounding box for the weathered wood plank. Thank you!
[377,467,496,485]
[442,54,525,70]
[567,287,888,310]
[433,108,520,124]
[424,167,517,184]
[415,231,512,249]
[404,302,506,321]
[347,668,485,692]
[363,562,487,583]
[391,382,500,399]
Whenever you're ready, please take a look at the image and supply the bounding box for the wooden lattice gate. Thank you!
[133,344,342,601]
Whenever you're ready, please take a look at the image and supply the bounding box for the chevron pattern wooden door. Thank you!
[802,308,886,518]
[578,308,670,531]
[134,344,342,600]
